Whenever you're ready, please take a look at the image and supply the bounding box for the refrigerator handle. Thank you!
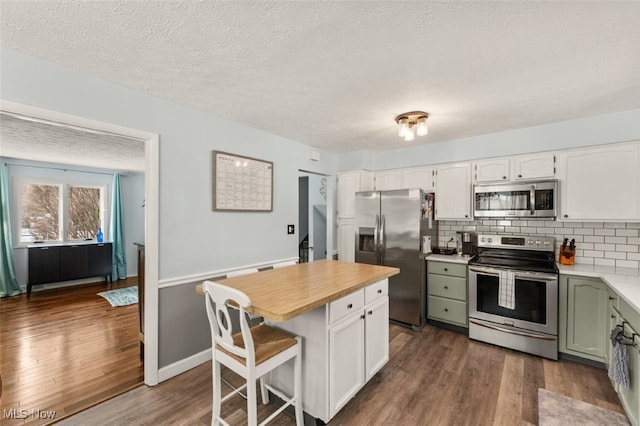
[380,214,386,264]
[374,214,380,263]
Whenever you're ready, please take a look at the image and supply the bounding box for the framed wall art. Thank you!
[212,151,273,212]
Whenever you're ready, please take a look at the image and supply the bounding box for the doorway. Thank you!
[0,100,159,420]
[298,171,328,262]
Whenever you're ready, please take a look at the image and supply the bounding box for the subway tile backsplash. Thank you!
[438,218,640,269]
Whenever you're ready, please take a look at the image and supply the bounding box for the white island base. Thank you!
[266,278,389,423]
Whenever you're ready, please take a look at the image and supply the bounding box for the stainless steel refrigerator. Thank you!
[355,189,437,329]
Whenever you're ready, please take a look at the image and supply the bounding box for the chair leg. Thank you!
[294,338,303,426]
[260,376,269,405]
[212,360,221,426]
[247,373,258,426]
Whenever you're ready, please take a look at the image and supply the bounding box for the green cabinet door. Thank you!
[559,275,607,362]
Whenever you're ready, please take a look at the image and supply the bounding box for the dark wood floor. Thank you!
[0,278,144,425]
[58,323,625,425]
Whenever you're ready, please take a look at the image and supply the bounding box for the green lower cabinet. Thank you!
[559,275,607,362]
[427,260,468,328]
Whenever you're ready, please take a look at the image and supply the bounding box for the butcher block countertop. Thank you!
[196,259,399,322]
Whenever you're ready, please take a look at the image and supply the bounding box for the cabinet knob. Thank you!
[564,214,568,218]
[444,268,448,272]
[609,296,615,301]
[360,314,366,320]
[464,214,469,218]
[444,308,449,312]
[347,303,353,309]
[444,286,449,290]
[518,174,522,178]
[502,176,507,180]
[368,310,373,315]
[377,289,382,294]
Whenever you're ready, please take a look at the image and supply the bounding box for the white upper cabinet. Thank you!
[373,170,402,191]
[402,166,434,191]
[337,170,373,219]
[557,142,640,221]
[435,162,472,220]
[473,158,510,183]
[511,152,556,181]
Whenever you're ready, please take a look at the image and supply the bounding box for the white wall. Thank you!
[336,109,640,172]
[1,47,336,368]
[0,48,336,280]
[3,158,145,288]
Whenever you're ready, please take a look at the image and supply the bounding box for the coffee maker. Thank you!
[461,231,477,256]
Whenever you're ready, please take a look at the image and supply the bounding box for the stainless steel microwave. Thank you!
[473,180,557,218]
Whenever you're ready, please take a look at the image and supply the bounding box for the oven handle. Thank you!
[468,266,557,282]
[469,318,557,341]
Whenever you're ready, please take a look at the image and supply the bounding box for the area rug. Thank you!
[538,388,630,426]
[97,286,138,307]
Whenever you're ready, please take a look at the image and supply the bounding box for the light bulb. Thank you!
[398,117,408,137]
[404,126,415,141]
[416,116,428,136]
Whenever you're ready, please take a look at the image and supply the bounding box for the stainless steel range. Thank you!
[468,234,559,360]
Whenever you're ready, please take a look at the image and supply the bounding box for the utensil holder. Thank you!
[559,247,576,265]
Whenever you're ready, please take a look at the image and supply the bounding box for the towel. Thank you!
[608,328,631,389]
[498,270,515,310]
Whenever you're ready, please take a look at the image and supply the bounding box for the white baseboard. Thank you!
[157,348,212,383]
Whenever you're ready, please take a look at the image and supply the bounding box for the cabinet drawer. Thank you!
[427,274,467,301]
[330,289,365,325]
[365,280,388,305]
[428,296,468,327]
[428,261,466,278]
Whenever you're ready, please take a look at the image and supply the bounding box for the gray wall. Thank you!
[4,158,145,288]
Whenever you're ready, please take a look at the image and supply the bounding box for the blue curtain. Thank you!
[109,173,127,280]
[0,162,23,297]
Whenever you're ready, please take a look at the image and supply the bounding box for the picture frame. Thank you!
[212,150,273,212]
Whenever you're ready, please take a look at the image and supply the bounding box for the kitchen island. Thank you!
[196,259,399,423]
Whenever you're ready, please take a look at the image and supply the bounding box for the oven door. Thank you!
[468,266,558,336]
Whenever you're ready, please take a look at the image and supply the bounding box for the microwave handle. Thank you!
[530,185,536,216]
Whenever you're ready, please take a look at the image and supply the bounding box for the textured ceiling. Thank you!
[1,1,639,154]
[0,113,145,172]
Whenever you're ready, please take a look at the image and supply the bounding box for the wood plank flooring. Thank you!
[58,323,625,426]
[0,278,143,425]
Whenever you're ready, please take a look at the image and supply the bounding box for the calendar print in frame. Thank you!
[213,151,273,212]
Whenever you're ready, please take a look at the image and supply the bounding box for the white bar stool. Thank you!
[203,280,303,426]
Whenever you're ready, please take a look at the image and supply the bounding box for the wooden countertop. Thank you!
[196,259,399,322]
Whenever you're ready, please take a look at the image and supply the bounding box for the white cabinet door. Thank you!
[402,166,434,190]
[473,158,510,183]
[557,142,640,221]
[374,170,402,191]
[329,312,365,418]
[511,152,556,180]
[337,170,372,219]
[435,162,472,220]
[364,297,389,381]
[337,219,355,262]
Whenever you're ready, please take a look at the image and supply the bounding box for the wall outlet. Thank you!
[287,224,295,234]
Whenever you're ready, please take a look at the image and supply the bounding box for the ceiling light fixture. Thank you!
[395,111,429,142]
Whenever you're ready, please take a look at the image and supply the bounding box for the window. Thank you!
[17,179,107,244]
[20,183,61,242]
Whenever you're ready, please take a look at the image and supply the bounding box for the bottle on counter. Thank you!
[96,227,104,243]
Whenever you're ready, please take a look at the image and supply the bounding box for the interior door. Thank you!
[381,189,422,326]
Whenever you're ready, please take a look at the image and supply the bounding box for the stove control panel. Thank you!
[477,234,555,251]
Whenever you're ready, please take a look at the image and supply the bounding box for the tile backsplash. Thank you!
[439,219,640,269]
